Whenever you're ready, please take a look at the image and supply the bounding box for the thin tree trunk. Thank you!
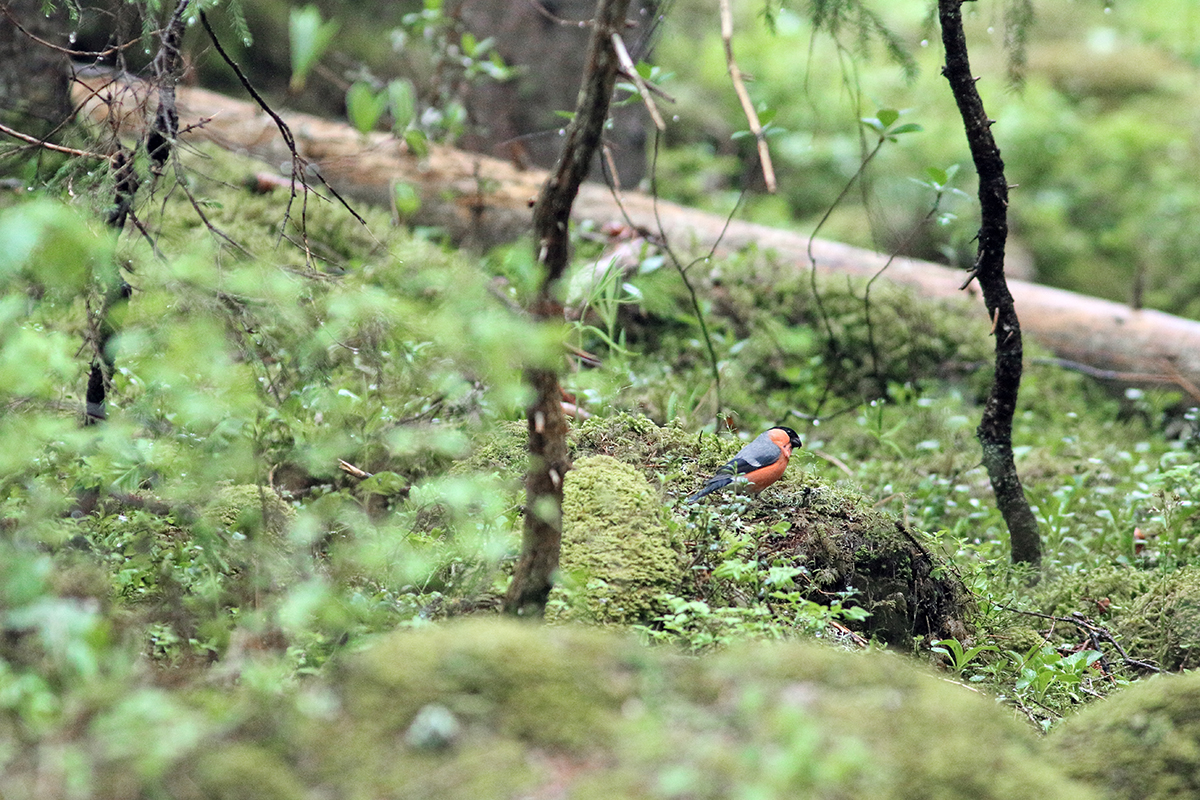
[504,0,632,616]
[939,0,1041,566]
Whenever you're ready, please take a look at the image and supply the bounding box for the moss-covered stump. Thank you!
[307,620,1094,799]
[685,473,974,645]
[1052,671,1200,799]
[550,455,685,625]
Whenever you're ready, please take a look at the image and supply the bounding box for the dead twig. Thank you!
[338,459,374,480]
[718,0,776,193]
[0,122,111,160]
[610,32,666,131]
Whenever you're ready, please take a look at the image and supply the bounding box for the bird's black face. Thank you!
[775,426,803,449]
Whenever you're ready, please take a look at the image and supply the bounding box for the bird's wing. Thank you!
[718,433,783,476]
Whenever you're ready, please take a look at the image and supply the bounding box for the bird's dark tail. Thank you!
[686,475,732,504]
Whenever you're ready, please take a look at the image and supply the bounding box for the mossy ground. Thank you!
[34,620,1097,800]
[1052,671,1200,800]
[7,86,1200,800]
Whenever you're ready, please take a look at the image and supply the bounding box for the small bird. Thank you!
[686,427,803,504]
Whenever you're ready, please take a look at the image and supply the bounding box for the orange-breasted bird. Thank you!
[686,426,803,504]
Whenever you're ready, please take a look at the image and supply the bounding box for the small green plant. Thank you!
[930,637,999,677]
[289,5,340,92]
[1011,645,1105,720]
[346,81,388,135]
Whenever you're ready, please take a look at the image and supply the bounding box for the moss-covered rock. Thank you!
[1052,671,1200,799]
[185,744,307,800]
[551,455,685,625]
[313,619,1095,799]
[708,473,976,644]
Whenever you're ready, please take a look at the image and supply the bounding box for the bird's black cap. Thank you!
[773,426,803,449]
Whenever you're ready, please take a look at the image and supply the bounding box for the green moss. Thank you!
[552,455,685,625]
[187,744,306,800]
[203,484,296,542]
[332,620,637,752]
[633,640,1097,800]
[1053,671,1200,799]
[318,620,1094,799]
[454,420,529,480]
[1027,565,1200,672]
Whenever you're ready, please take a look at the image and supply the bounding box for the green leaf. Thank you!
[289,6,340,93]
[925,167,949,186]
[346,82,387,135]
[876,108,900,128]
[404,128,429,157]
[860,117,884,134]
[393,182,421,217]
[888,122,924,136]
[387,79,416,132]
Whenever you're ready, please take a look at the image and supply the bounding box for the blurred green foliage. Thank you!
[6,1,1200,795]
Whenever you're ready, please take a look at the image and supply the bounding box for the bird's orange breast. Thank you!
[746,451,790,492]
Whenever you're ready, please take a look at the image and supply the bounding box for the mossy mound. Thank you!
[1052,671,1200,799]
[1028,565,1200,671]
[453,419,529,481]
[550,455,685,625]
[203,484,296,542]
[720,476,975,644]
[306,620,1093,799]
[571,414,711,484]
[38,620,1085,798]
[461,413,974,644]
[186,744,307,800]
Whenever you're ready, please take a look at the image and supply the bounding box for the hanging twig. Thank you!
[718,0,776,193]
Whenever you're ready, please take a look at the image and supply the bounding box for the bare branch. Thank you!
[611,32,665,131]
[939,0,1041,566]
[0,121,110,160]
[718,0,776,193]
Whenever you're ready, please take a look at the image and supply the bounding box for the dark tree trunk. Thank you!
[504,0,632,617]
[0,0,72,145]
[938,0,1041,566]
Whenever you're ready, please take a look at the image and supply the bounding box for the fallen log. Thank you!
[72,74,1200,399]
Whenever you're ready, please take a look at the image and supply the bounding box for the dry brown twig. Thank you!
[610,32,666,131]
[0,122,110,160]
[718,0,776,192]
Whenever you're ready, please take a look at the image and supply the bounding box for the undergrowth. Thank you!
[3,143,1200,744]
